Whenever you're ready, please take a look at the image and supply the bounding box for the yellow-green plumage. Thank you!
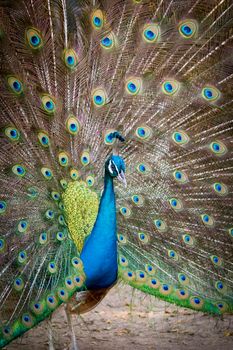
[62,181,99,252]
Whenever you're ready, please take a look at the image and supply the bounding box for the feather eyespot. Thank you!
[145,264,155,275]
[168,249,179,261]
[58,151,69,167]
[7,76,23,95]
[71,257,83,269]
[173,170,188,183]
[210,255,222,266]
[12,164,26,177]
[65,277,75,290]
[178,20,197,39]
[14,277,24,291]
[215,281,226,293]
[47,295,58,308]
[63,49,79,69]
[172,131,190,146]
[22,314,34,327]
[51,191,60,201]
[120,206,131,218]
[117,233,127,244]
[149,278,160,289]
[160,284,172,295]
[182,234,194,246]
[45,209,54,220]
[58,288,69,301]
[201,214,214,227]
[66,115,80,135]
[138,232,149,243]
[104,129,117,145]
[31,302,45,315]
[132,194,144,206]
[18,250,27,264]
[212,182,228,196]
[38,131,50,147]
[5,126,20,141]
[26,27,43,49]
[143,23,160,43]
[215,301,228,313]
[0,238,6,252]
[101,33,116,49]
[86,175,95,187]
[136,162,151,175]
[135,125,152,141]
[81,151,90,166]
[125,77,142,95]
[17,220,29,233]
[177,289,189,300]
[228,228,233,238]
[27,187,39,199]
[190,296,203,309]
[123,270,136,281]
[70,169,79,180]
[119,255,128,267]
[178,273,189,285]
[162,80,180,95]
[92,88,107,107]
[209,140,227,156]
[202,86,220,102]
[0,201,7,215]
[154,219,167,232]
[169,197,183,211]
[39,232,48,244]
[48,261,57,273]
[41,94,56,114]
[92,9,104,29]
[41,167,53,180]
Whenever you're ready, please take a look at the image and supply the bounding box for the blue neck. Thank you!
[80,171,118,289]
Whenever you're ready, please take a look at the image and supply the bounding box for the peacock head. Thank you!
[105,155,127,187]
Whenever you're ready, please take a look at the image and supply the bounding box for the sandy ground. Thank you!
[5,285,233,350]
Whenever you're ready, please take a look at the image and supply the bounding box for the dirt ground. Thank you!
[5,285,233,350]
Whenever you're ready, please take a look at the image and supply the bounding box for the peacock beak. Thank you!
[117,171,127,188]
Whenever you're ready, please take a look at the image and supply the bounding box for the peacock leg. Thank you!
[65,304,79,350]
[47,315,55,350]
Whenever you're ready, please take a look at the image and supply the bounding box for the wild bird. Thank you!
[0,0,233,348]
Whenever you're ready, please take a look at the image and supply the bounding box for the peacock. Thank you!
[0,0,233,348]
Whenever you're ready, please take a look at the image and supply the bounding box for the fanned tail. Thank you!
[0,0,233,347]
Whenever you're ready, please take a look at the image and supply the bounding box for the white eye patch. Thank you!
[108,160,119,175]
[108,160,114,174]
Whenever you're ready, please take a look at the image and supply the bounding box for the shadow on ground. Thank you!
[6,285,233,350]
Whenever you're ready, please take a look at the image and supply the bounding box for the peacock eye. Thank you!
[38,131,50,147]
[202,86,220,102]
[142,23,160,43]
[66,115,80,135]
[178,20,197,39]
[7,76,24,95]
[209,140,227,156]
[125,77,142,95]
[58,151,69,167]
[26,27,43,50]
[162,80,180,96]
[91,9,104,29]
[63,49,78,69]
[92,87,107,107]
[100,32,116,50]
[41,94,56,115]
